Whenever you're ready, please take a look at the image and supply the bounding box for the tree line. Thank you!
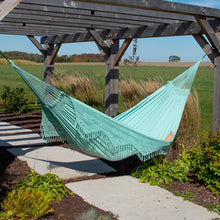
[3,51,104,63]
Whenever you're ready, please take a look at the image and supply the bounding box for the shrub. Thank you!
[1,86,29,113]
[0,187,53,219]
[131,156,189,185]
[16,170,72,201]
[181,128,220,194]
[0,170,72,219]
[132,128,220,194]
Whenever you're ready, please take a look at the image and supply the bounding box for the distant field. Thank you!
[0,62,214,130]
[38,61,214,67]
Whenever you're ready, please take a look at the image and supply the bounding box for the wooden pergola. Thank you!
[0,0,220,132]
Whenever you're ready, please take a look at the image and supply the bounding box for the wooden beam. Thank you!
[0,0,21,21]
[43,43,61,85]
[48,43,62,65]
[42,20,214,44]
[42,19,220,44]
[87,29,110,57]
[195,16,220,54]
[212,56,220,133]
[113,38,132,66]
[193,34,215,64]
[27,35,46,56]
[0,22,81,36]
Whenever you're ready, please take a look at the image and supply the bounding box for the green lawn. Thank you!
[0,63,214,130]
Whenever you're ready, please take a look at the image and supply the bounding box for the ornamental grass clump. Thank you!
[120,78,201,148]
[120,79,145,109]
[175,89,202,148]
[120,78,163,110]
[54,71,104,111]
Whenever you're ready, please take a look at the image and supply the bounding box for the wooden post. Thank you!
[213,56,220,133]
[44,43,55,85]
[194,17,220,133]
[88,29,132,116]
[27,36,61,86]
[105,39,119,116]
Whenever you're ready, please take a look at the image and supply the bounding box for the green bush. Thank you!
[1,86,29,113]
[181,128,220,194]
[132,128,220,194]
[16,170,72,201]
[0,187,53,220]
[0,170,72,220]
[131,156,189,185]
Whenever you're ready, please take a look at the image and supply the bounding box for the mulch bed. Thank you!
[0,111,219,219]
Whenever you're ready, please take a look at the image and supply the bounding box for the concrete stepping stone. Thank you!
[0,121,32,134]
[0,121,44,146]
[66,176,220,220]
[8,146,115,179]
[0,133,45,146]
[2,121,115,178]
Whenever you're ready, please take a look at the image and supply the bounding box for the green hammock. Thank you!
[8,60,201,161]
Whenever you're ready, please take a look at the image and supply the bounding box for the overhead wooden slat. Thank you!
[5,11,158,27]
[74,0,220,19]
[17,0,195,22]
[41,20,220,44]
[11,8,183,26]
[3,14,139,28]
[12,5,194,24]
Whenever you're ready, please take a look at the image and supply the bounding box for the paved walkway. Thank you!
[67,176,219,220]
[1,120,219,220]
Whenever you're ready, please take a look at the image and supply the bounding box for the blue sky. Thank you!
[0,0,220,62]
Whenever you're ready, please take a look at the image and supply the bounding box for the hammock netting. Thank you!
[9,60,201,161]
